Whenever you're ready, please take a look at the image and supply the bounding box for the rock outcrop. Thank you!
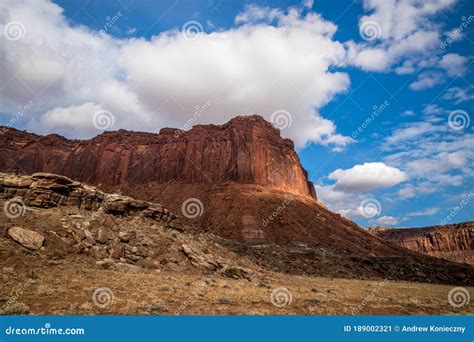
[369,222,474,265]
[0,115,315,199]
[0,172,180,229]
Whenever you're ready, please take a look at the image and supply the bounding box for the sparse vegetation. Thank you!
[2,302,30,315]
[224,267,244,278]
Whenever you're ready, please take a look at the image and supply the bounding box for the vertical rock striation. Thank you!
[0,115,316,199]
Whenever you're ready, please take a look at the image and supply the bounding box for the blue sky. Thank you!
[0,0,473,228]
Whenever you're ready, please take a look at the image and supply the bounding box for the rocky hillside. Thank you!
[369,222,474,265]
[0,172,255,278]
[1,172,473,286]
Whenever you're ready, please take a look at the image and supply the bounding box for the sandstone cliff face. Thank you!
[0,116,315,199]
[369,222,474,265]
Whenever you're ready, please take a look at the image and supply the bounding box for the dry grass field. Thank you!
[1,255,472,316]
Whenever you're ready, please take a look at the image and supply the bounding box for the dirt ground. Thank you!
[0,194,472,316]
[1,255,472,315]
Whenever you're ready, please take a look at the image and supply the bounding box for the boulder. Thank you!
[8,227,44,250]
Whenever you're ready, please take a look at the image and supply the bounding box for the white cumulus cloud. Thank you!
[0,0,353,149]
[328,162,408,192]
[372,216,398,225]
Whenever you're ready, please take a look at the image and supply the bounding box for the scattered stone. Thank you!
[167,262,180,272]
[96,227,112,244]
[83,229,93,240]
[182,244,223,271]
[8,227,44,250]
[146,304,166,314]
[109,243,124,259]
[72,243,85,254]
[124,246,148,262]
[119,231,136,243]
[102,215,116,229]
[3,267,14,274]
[218,298,231,304]
[167,220,184,231]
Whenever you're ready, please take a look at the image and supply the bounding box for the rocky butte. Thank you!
[0,115,470,263]
[0,115,315,199]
